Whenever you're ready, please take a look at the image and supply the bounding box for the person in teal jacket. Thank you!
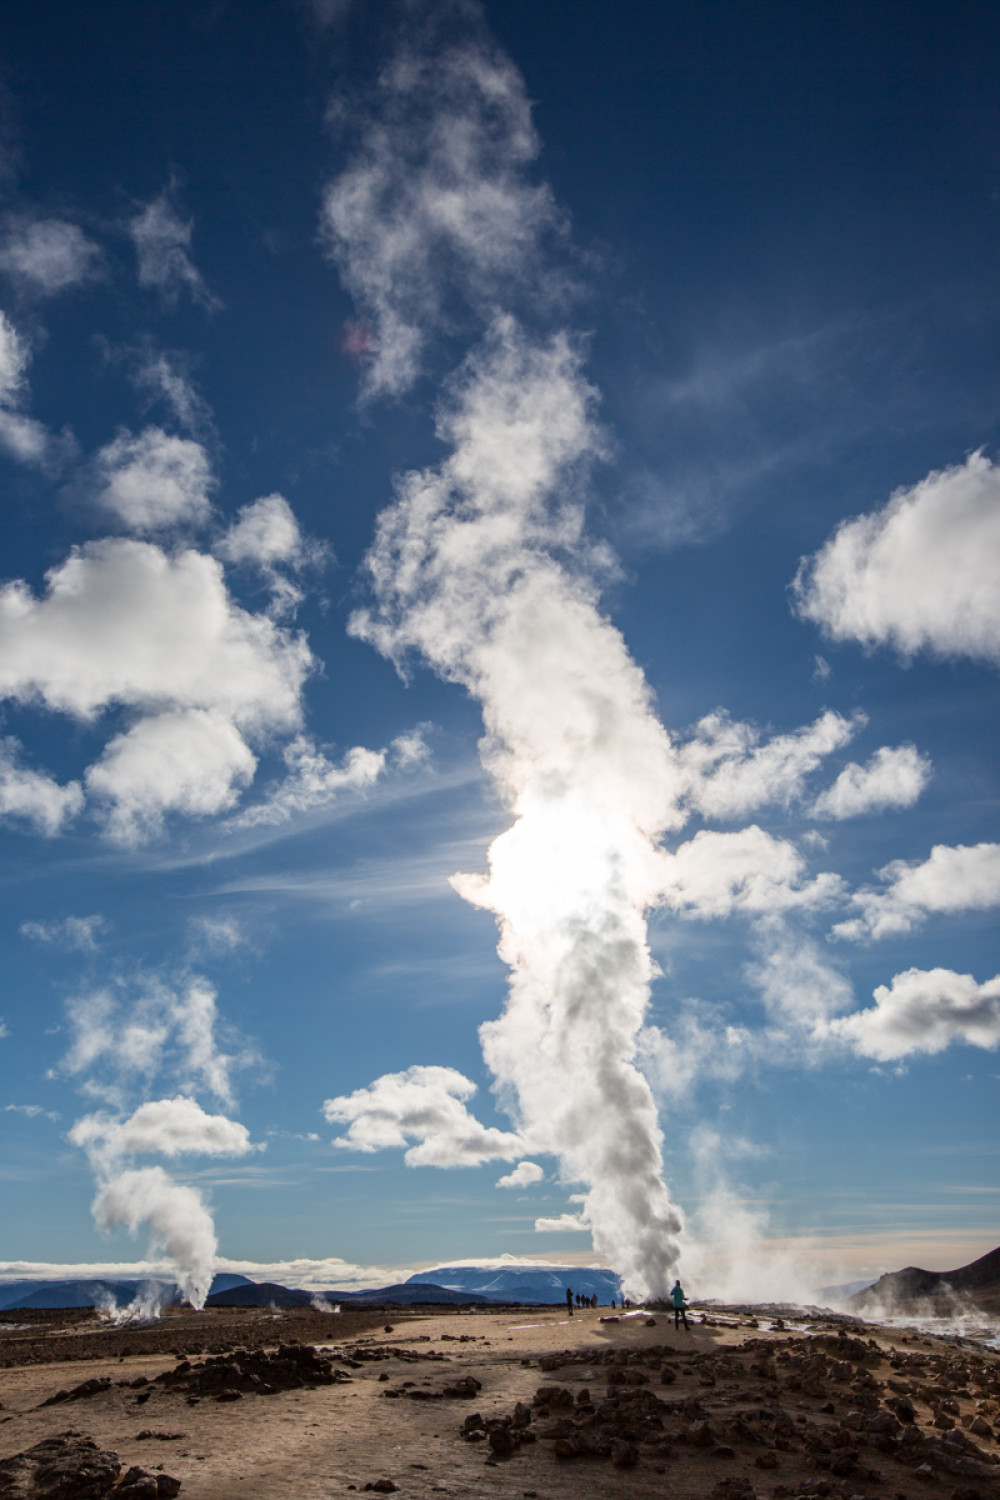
[671,1278,689,1330]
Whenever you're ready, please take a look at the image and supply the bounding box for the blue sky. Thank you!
[0,0,997,1303]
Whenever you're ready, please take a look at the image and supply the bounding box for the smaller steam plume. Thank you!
[95,1281,167,1327]
[69,1093,256,1311]
[92,1167,217,1309]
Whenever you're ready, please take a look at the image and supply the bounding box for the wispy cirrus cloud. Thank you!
[5,1102,60,1122]
[321,33,565,397]
[129,182,221,311]
[19,914,108,951]
[0,309,73,470]
[58,973,252,1110]
[0,215,102,296]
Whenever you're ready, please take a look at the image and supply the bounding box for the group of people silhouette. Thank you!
[564,1289,599,1311]
[563,1279,690,1329]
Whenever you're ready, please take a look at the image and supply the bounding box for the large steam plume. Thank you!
[323,8,966,1298]
[349,320,687,1295]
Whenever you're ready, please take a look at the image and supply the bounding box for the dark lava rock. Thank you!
[442,1376,481,1399]
[532,1385,574,1409]
[488,1427,518,1458]
[117,1467,181,1500]
[39,1378,112,1408]
[710,1479,758,1499]
[155,1342,348,1399]
[0,1433,181,1500]
[364,1482,398,1494]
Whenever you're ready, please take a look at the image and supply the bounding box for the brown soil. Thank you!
[1,1304,998,1499]
[0,1305,391,1369]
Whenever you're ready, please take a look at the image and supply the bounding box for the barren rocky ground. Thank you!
[1,1303,998,1499]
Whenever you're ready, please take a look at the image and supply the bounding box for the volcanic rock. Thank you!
[154,1342,348,1399]
[39,1378,112,1407]
[0,1433,180,1500]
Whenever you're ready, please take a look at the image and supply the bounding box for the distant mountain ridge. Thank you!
[0,1273,251,1312]
[205,1280,517,1308]
[848,1246,1000,1315]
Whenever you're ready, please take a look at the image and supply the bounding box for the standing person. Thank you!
[671,1279,689,1331]
[565,1286,574,1316]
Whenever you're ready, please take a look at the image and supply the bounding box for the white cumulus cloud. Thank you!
[130,348,212,435]
[93,426,216,531]
[216,493,329,616]
[70,1096,255,1166]
[794,450,1000,664]
[0,737,82,835]
[677,709,862,820]
[826,967,1000,1060]
[217,494,305,567]
[86,708,256,845]
[60,975,246,1108]
[534,1212,589,1233]
[0,536,313,840]
[323,1064,525,1167]
[5,1103,60,1121]
[810,744,931,820]
[496,1160,544,1189]
[834,840,1000,941]
[658,826,843,920]
[231,736,384,829]
[0,539,310,726]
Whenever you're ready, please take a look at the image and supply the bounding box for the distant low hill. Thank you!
[406,1264,620,1305]
[205,1281,316,1309]
[205,1281,513,1308]
[336,1282,510,1306]
[0,1273,251,1312]
[848,1245,1000,1315]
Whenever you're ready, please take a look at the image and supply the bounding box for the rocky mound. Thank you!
[153,1342,352,1399]
[851,1246,1000,1315]
[0,1432,180,1499]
